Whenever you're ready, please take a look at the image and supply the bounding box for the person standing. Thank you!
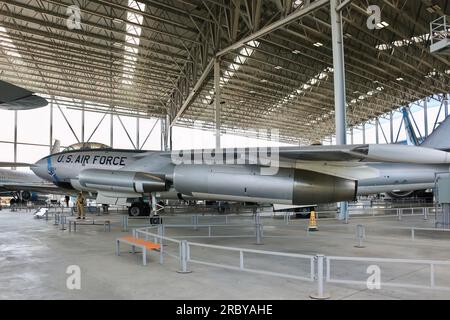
[76,192,85,220]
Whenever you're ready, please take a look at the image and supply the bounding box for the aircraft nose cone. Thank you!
[31,158,50,181]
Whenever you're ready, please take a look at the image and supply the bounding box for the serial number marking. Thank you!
[220,304,272,315]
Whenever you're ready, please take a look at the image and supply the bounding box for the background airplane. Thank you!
[384,108,450,200]
[0,140,66,205]
[0,80,48,110]
[0,168,57,205]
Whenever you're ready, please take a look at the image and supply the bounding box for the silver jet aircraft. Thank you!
[29,117,450,216]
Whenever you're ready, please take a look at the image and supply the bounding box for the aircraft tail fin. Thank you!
[51,139,60,154]
[421,115,450,151]
[401,107,420,146]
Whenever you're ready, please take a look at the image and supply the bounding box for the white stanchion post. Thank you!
[310,255,330,299]
[355,224,365,248]
[177,240,191,273]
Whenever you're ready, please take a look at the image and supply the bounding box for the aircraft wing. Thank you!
[157,145,364,162]
[0,80,48,110]
[279,144,450,163]
[162,144,450,165]
[276,144,450,180]
[0,182,68,195]
[0,162,33,167]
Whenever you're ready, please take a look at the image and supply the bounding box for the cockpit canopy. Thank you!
[62,142,111,152]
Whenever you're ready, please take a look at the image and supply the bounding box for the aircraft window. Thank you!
[62,142,111,152]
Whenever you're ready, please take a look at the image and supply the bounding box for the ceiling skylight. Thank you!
[265,67,334,115]
[121,0,146,86]
[376,33,429,51]
[201,41,260,105]
[0,26,23,60]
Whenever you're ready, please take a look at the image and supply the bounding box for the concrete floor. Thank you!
[1,208,450,300]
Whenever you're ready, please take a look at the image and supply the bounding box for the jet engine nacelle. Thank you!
[173,165,357,205]
[78,169,168,194]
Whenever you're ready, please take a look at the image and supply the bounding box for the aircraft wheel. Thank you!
[129,203,142,217]
[128,203,151,217]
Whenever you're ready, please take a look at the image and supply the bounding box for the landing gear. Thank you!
[128,202,150,217]
[101,204,109,213]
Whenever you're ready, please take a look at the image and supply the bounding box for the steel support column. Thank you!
[110,112,114,148]
[49,96,53,153]
[214,58,221,149]
[375,120,379,144]
[331,0,348,222]
[330,0,347,145]
[160,117,165,151]
[165,114,171,151]
[424,98,428,138]
[362,123,366,144]
[390,111,394,144]
[13,110,17,169]
[81,100,85,143]
[136,117,140,150]
[445,94,448,118]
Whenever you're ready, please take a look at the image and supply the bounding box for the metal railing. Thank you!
[157,224,260,238]
[187,240,315,282]
[131,225,450,298]
[326,255,450,291]
[134,225,181,264]
[134,226,314,281]
[348,206,437,220]
[407,227,450,241]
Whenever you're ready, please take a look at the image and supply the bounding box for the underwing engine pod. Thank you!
[78,169,168,193]
[173,165,356,205]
